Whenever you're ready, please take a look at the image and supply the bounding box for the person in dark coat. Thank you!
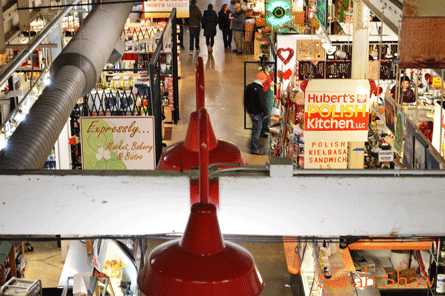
[218,4,232,50]
[189,0,202,54]
[202,4,218,54]
[244,72,269,155]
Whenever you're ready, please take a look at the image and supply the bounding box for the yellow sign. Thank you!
[432,77,445,88]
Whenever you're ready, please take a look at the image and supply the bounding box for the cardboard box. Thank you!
[353,252,376,273]
[384,267,417,285]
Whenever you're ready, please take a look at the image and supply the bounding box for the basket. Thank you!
[244,41,254,54]
[255,17,266,27]
[245,31,253,41]
[245,10,253,18]
[245,22,255,31]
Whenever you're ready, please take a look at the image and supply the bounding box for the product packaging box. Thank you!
[353,252,376,273]
[384,267,417,285]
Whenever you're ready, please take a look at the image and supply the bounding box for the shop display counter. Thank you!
[58,240,93,289]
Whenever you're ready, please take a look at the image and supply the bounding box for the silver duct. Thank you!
[0,0,133,169]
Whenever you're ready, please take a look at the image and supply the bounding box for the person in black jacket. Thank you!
[202,4,218,54]
[244,72,269,155]
[189,0,202,54]
[218,4,232,50]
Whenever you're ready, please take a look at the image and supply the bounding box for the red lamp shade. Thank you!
[138,108,264,296]
[137,203,264,295]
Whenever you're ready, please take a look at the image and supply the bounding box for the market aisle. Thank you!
[165,1,270,165]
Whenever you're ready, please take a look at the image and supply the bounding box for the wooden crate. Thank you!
[244,41,254,55]
[245,30,254,42]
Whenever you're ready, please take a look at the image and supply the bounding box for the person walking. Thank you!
[218,4,232,50]
[244,72,269,155]
[230,3,245,54]
[189,0,202,55]
[202,4,218,54]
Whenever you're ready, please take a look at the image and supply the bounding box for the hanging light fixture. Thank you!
[138,108,264,296]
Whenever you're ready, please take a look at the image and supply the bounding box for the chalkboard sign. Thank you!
[315,0,328,30]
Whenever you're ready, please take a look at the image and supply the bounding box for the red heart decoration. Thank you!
[277,48,294,65]
[283,68,293,80]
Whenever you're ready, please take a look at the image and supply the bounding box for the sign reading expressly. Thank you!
[304,79,370,169]
[144,0,190,18]
[80,117,156,170]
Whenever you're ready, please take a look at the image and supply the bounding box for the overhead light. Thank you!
[138,108,264,296]
[20,33,28,44]
[43,78,51,86]
[385,46,393,58]
[0,139,7,150]
[322,42,336,55]
[15,111,26,122]
[335,50,347,59]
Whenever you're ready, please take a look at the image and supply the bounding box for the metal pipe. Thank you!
[0,0,133,169]
[196,57,205,111]
[199,108,209,205]
[0,0,81,88]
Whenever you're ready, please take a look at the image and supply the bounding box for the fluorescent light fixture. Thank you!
[0,139,7,150]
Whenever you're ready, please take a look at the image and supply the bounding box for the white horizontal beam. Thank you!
[0,172,444,236]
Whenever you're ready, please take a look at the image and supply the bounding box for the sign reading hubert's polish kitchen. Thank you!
[80,117,156,170]
[304,79,370,169]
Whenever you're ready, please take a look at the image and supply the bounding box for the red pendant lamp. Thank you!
[138,108,264,295]
[157,57,245,171]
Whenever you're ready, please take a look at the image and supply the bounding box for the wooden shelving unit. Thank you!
[0,241,25,286]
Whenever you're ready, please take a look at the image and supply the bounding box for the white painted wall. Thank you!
[0,172,444,236]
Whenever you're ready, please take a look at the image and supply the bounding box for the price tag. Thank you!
[378,150,394,162]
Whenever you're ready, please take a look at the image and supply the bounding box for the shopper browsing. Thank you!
[218,4,233,50]
[244,72,269,155]
[189,0,202,55]
[202,4,218,54]
[230,3,245,55]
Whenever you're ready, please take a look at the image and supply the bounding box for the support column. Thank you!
[349,0,369,169]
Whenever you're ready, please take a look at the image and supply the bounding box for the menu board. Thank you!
[298,61,351,80]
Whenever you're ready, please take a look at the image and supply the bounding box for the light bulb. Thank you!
[43,78,51,86]
[0,139,7,150]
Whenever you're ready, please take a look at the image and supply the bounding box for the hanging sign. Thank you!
[303,79,370,169]
[315,0,328,30]
[80,117,156,170]
[144,0,189,18]
[304,79,370,141]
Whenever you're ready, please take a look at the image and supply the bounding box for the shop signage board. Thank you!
[304,79,370,169]
[304,140,348,169]
[144,0,189,18]
[304,79,370,141]
[378,150,394,162]
[80,116,156,170]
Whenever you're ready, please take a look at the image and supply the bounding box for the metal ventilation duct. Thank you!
[0,0,133,169]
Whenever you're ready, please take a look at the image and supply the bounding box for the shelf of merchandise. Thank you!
[343,239,432,291]
[0,241,25,286]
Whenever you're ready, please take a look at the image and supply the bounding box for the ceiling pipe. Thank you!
[0,0,133,169]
